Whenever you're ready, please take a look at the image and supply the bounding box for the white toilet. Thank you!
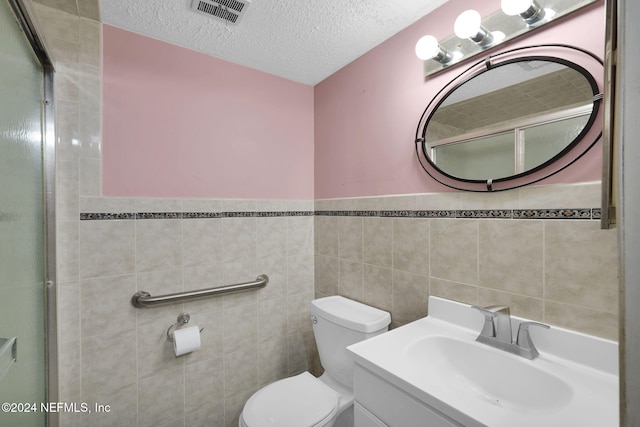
[239,295,391,427]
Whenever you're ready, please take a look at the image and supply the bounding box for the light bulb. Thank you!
[454,9,494,47]
[415,35,440,60]
[415,35,454,64]
[501,0,534,16]
[501,0,547,26]
[454,10,482,39]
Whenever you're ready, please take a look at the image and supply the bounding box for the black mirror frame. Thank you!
[415,44,604,192]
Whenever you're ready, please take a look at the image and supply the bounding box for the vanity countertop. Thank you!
[347,296,619,427]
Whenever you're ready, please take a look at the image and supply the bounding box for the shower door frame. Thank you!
[6,0,58,426]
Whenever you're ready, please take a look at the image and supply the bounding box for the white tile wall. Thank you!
[315,184,619,339]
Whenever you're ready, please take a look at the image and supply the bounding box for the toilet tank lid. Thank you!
[310,296,391,333]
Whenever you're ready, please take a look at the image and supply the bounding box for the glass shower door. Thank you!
[0,0,47,425]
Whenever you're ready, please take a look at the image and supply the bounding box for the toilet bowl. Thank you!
[239,296,391,427]
[239,372,349,427]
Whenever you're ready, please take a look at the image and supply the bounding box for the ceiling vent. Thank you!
[190,0,251,25]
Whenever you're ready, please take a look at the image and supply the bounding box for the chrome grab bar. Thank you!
[131,274,269,308]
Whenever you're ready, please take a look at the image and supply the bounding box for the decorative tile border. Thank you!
[182,212,220,219]
[80,211,315,220]
[512,209,593,219]
[380,210,415,218]
[136,212,182,219]
[80,213,136,220]
[457,210,513,219]
[414,210,457,218]
[80,208,601,221]
[315,208,601,220]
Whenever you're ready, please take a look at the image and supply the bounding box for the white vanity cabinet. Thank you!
[353,365,476,427]
[354,403,387,427]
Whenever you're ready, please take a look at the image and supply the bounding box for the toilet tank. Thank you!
[310,296,391,388]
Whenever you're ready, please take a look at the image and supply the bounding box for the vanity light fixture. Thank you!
[415,35,454,64]
[454,10,495,47]
[416,0,597,78]
[501,0,552,26]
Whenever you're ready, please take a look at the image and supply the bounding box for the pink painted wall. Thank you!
[102,25,314,199]
[314,0,605,198]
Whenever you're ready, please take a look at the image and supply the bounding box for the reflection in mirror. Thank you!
[426,61,594,181]
[416,46,603,192]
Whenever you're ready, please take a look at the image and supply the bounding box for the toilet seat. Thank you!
[241,372,339,427]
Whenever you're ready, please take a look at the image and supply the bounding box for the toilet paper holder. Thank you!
[166,313,204,343]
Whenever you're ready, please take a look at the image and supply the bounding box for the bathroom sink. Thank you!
[404,336,573,412]
[347,296,619,427]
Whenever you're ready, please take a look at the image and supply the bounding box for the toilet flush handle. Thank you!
[310,315,318,324]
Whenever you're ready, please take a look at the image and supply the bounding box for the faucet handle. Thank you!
[471,305,500,337]
[516,321,550,358]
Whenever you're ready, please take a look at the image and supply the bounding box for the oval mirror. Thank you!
[415,45,603,192]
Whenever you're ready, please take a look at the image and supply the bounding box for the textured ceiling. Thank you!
[101,0,449,85]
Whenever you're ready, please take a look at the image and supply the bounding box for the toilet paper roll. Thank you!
[173,325,201,356]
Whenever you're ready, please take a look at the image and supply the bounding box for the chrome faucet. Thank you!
[471,305,549,360]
